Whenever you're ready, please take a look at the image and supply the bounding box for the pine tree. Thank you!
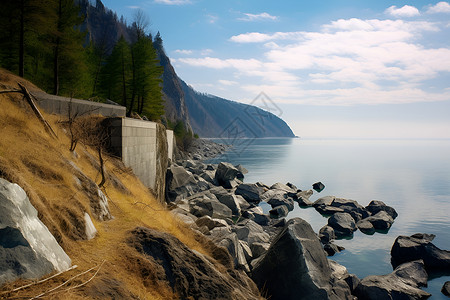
[51,0,86,96]
[101,36,132,106]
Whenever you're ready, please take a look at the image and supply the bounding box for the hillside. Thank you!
[0,69,261,299]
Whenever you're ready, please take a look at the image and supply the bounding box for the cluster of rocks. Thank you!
[166,158,450,299]
[176,138,230,161]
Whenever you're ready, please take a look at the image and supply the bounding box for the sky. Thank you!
[100,0,450,139]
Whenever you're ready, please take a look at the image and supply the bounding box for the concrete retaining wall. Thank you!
[33,91,126,118]
[107,118,173,202]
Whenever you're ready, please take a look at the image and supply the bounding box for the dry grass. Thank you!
[0,69,215,299]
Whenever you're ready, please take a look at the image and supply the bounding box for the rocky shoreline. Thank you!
[165,141,450,299]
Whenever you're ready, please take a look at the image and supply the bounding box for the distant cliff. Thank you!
[181,80,295,138]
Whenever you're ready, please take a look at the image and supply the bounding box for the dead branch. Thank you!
[29,261,104,300]
[50,260,105,295]
[0,89,22,94]
[17,83,57,139]
[0,265,78,296]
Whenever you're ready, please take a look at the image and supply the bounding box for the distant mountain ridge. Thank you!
[80,0,295,138]
[180,79,295,138]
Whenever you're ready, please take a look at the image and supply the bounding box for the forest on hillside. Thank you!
[0,0,165,121]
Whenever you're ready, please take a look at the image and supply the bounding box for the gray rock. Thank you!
[366,200,398,219]
[92,188,112,221]
[239,240,253,262]
[195,215,228,230]
[199,170,215,183]
[167,164,197,190]
[365,211,394,230]
[357,219,375,235]
[442,281,450,296]
[215,162,240,188]
[166,165,208,202]
[235,183,265,203]
[324,243,345,256]
[216,233,250,272]
[0,178,72,285]
[234,220,271,245]
[189,194,233,220]
[296,189,314,206]
[267,194,295,211]
[313,182,325,192]
[270,182,296,193]
[391,233,450,271]
[354,260,431,300]
[251,218,352,300]
[250,242,270,259]
[212,191,242,216]
[314,195,336,207]
[316,205,345,215]
[328,212,357,237]
[235,195,251,210]
[242,209,271,226]
[319,225,336,244]
[235,164,248,179]
[269,205,289,218]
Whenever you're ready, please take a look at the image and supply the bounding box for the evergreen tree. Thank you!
[101,36,132,106]
[51,0,86,96]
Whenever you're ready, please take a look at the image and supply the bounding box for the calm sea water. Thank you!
[208,138,450,299]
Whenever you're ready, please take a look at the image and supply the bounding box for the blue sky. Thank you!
[101,0,450,138]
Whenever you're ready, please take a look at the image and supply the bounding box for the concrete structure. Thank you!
[33,91,126,118]
[34,92,173,201]
[107,118,173,201]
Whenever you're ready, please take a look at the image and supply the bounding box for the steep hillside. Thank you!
[181,80,295,138]
[0,69,261,299]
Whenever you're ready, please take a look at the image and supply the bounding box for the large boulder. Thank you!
[328,212,357,237]
[0,178,72,285]
[215,162,240,188]
[251,218,351,300]
[235,183,265,203]
[391,233,450,271]
[366,200,398,219]
[269,183,296,193]
[166,165,208,202]
[296,190,314,206]
[189,194,233,220]
[210,187,242,216]
[313,196,336,207]
[364,211,394,230]
[233,220,270,245]
[354,260,430,300]
[127,227,261,299]
[267,193,295,211]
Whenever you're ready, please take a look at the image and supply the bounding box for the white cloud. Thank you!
[154,0,191,5]
[207,14,219,24]
[218,80,238,86]
[238,12,278,22]
[179,17,450,106]
[201,49,213,55]
[385,5,420,17]
[127,6,140,9]
[174,49,193,55]
[427,1,450,13]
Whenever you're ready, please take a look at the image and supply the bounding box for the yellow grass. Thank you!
[0,69,212,299]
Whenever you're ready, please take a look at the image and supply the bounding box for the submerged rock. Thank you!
[328,212,357,237]
[354,260,430,300]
